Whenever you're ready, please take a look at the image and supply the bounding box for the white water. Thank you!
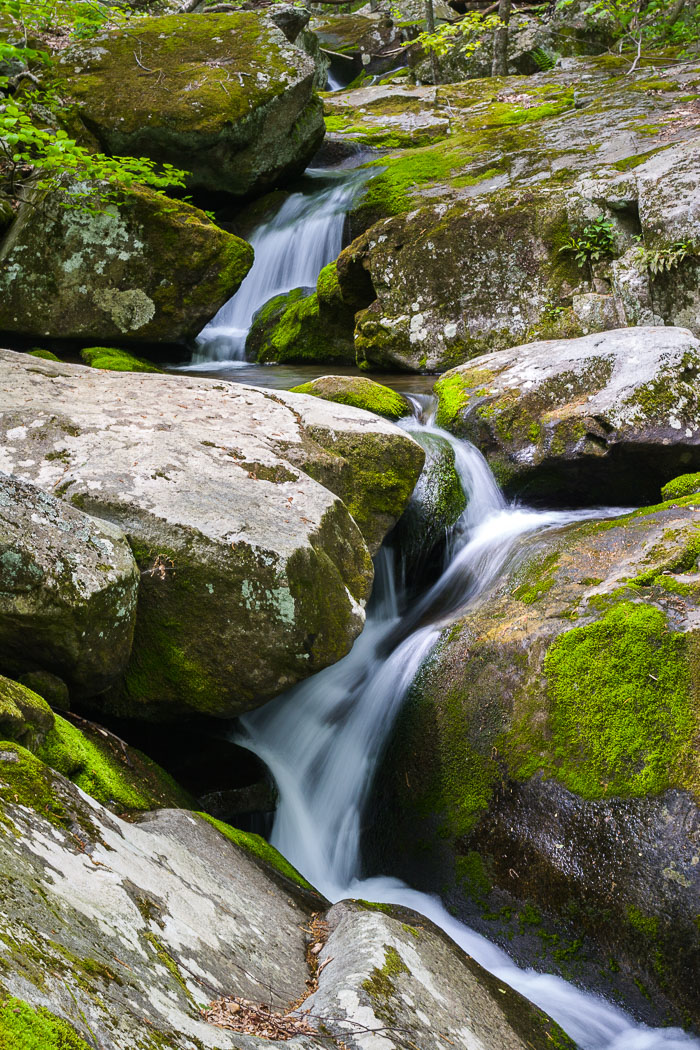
[240,411,700,1050]
[192,166,368,366]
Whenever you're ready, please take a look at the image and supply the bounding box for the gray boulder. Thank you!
[0,472,139,699]
[55,12,326,197]
[0,182,253,345]
[0,351,424,719]
[0,746,574,1049]
[434,326,700,504]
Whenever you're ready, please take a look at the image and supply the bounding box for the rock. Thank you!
[0,471,139,699]
[26,348,60,361]
[0,676,54,750]
[266,4,330,90]
[662,471,700,501]
[0,182,253,346]
[304,901,575,1050]
[0,351,424,719]
[433,326,700,504]
[310,11,397,66]
[369,493,700,1025]
[392,430,466,571]
[0,748,572,1050]
[18,671,70,711]
[289,375,413,420]
[323,59,700,370]
[80,346,163,373]
[56,12,326,197]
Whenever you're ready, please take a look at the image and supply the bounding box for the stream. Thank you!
[181,162,700,1050]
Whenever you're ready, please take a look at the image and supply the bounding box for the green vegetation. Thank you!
[198,812,315,891]
[0,675,53,751]
[634,238,699,275]
[434,371,472,431]
[290,376,411,420]
[560,216,616,270]
[27,348,60,360]
[0,0,187,210]
[527,603,698,798]
[36,715,192,812]
[362,944,409,1002]
[0,995,91,1050]
[80,347,163,373]
[661,472,700,501]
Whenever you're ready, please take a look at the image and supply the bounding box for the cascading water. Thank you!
[191,164,369,366]
[239,408,700,1050]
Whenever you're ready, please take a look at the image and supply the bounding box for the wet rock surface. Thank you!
[368,489,700,1025]
[0,351,423,719]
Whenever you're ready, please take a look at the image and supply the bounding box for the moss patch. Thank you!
[198,812,315,891]
[80,347,163,373]
[0,995,91,1050]
[290,376,411,420]
[661,472,700,502]
[0,677,54,751]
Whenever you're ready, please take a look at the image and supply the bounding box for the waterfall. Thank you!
[239,411,700,1050]
[192,165,368,367]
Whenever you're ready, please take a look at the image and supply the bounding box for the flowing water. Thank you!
[238,409,700,1050]
[190,164,369,367]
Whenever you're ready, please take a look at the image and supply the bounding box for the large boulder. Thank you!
[433,326,700,504]
[0,351,424,719]
[0,746,574,1050]
[289,375,413,420]
[56,12,326,197]
[369,491,700,1025]
[0,182,253,345]
[323,60,700,371]
[0,472,139,699]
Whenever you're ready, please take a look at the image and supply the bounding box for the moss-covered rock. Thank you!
[0,676,54,751]
[247,287,356,364]
[27,348,60,361]
[0,472,139,700]
[289,375,412,420]
[392,430,466,570]
[369,494,700,1025]
[0,995,92,1050]
[55,12,326,197]
[433,326,700,505]
[0,352,422,719]
[0,180,253,346]
[80,347,162,373]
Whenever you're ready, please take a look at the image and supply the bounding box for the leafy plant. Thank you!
[634,238,698,275]
[555,0,700,64]
[408,11,501,60]
[530,45,557,70]
[561,216,616,269]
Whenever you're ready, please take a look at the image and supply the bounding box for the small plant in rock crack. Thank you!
[561,216,617,269]
[634,237,698,275]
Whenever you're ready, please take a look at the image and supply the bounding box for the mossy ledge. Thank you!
[198,812,316,892]
[80,347,163,373]
[290,375,412,420]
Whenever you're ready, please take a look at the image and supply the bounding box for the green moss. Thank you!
[249,289,354,365]
[316,261,342,308]
[0,996,91,1050]
[0,676,53,751]
[80,347,163,373]
[27,349,60,361]
[197,812,315,891]
[362,944,409,1002]
[0,745,70,830]
[512,552,559,605]
[289,376,411,420]
[455,851,491,901]
[517,603,698,798]
[434,371,472,431]
[661,472,700,501]
[36,715,192,813]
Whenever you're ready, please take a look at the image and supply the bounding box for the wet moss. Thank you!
[0,745,70,831]
[198,812,314,890]
[434,372,473,431]
[0,677,54,751]
[362,944,409,1002]
[27,349,60,361]
[661,472,700,502]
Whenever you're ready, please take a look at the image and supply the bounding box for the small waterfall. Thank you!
[239,413,700,1050]
[193,165,368,366]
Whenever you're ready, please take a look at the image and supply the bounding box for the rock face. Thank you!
[0,676,54,750]
[0,183,253,345]
[433,326,700,504]
[56,12,326,197]
[322,59,700,371]
[0,472,139,699]
[0,745,574,1050]
[0,351,424,719]
[369,491,700,1025]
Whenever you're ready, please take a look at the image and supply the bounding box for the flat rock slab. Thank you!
[0,351,424,718]
[0,471,138,698]
[435,325,700,503]
[56,12,325,197]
